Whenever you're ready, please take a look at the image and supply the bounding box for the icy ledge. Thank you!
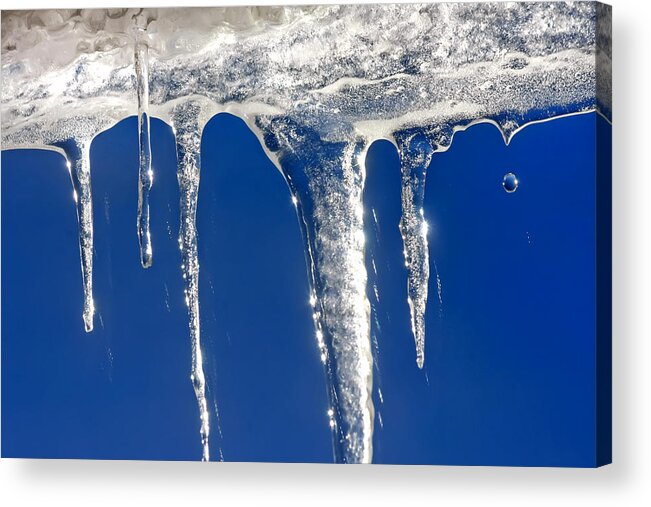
[1,4,611,463]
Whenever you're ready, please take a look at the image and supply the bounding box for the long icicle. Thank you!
[134,18,153,268]
[396,132,434,369]
[171,101,210,461]
[257,117,374,463]
[310,142,373,463]
[56,138,95,332]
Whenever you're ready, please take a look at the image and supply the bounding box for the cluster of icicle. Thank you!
[1,4,611,463]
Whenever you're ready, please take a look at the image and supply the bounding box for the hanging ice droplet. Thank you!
[396,131,434,369]
[54,138,95,332]
[503,172,519,193]
[171,100,210,462]
[134,23,153,268]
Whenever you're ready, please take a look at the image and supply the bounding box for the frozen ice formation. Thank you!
[1,3,611,463]
[395,131,434,369]
[171,100,211,462]
[134,17,153,269]
[258,116,373,462]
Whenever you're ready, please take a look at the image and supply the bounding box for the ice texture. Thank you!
[1,3,611,463]
[135,24,154,268]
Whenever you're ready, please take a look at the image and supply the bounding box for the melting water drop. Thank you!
[134,26,154,268]
[54,138,95,332]
[395,131,434,369]
[171,100,210,461]
[503,172,519,193]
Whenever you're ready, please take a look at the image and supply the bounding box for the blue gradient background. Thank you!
[1,112,608,465]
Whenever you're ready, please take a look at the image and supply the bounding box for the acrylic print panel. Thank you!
[0,3,612,466]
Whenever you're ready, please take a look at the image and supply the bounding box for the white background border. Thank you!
[1,0,649,505]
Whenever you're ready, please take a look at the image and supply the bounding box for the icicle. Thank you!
[171,101,210,462]
[54,138,95,332]
[395,132,434,369]
[134,14,153,268]
[257,117,374,463]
